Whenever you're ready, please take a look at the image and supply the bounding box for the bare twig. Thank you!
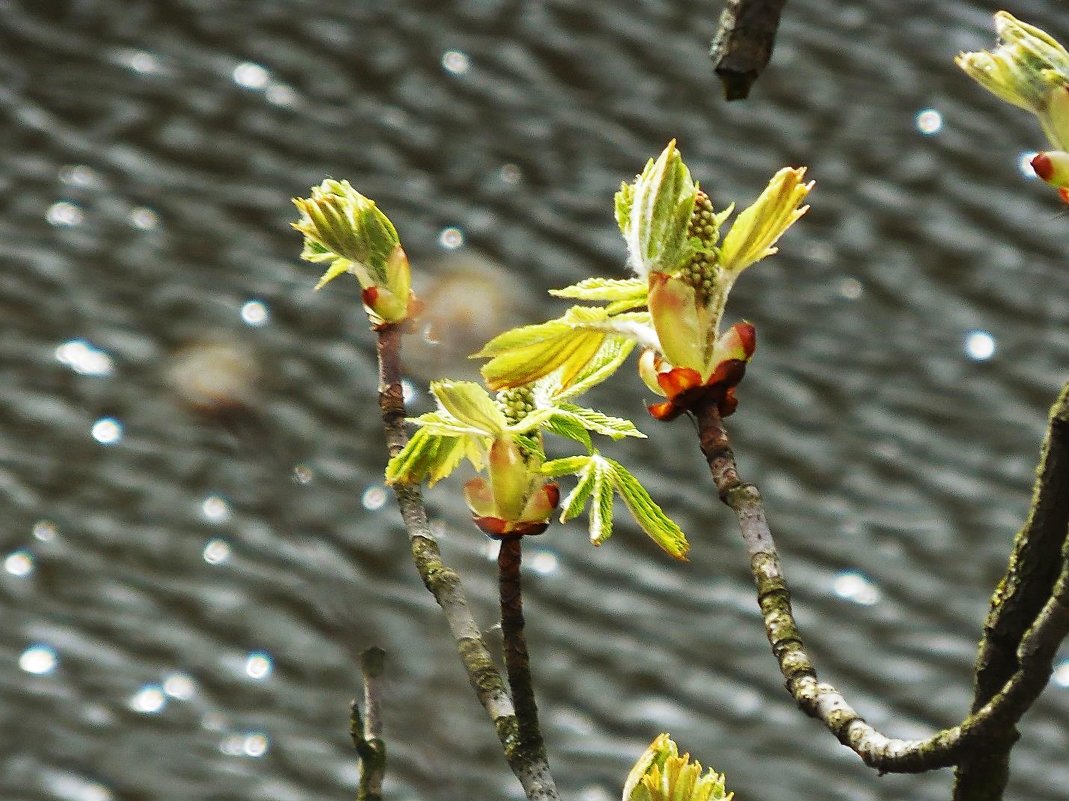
[350,646,387,801]
[691,394,1069,778]
[953,382,1069,801]
[498,537,554,790]
[375,324,561,801]
[709,0,790,100]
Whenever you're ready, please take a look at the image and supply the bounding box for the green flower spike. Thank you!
[622,734,733,801]
[292,179,416,325]
[476,144,811,423]
[956,11,1069,150]
[638,162,809,421]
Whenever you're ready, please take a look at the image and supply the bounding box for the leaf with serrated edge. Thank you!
[551,337,636,401]
[604,297,649,315]
[540,455,592,477]
[559,460,597,522]
[606,458,689,559]
[554,330,608,390]
[588,465,615,546]
[479,328,589,390]
[385,428,466,486]
[543,413,594,452]
[407,411,491,439]
[430,380,507,435]
[557,403,645,439]
[314,258,352,290]
[549,277,647,302]
[472,318,574,356]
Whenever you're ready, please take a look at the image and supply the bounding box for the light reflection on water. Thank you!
[244,651,273,680]
[90,417,123,445]
[128,685,167,714]
[19,645,58,676]
[4,550,35,577]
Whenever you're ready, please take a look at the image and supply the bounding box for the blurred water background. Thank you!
[3,1,1069,799]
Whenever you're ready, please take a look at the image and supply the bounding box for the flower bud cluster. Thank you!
[680,191,721,305]
[496,386,536,426]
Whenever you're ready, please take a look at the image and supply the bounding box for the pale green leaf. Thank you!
[407,411,491,439]
[385,428,467,486]
[430,380,507,435]
[472,317,573,357]
[314,257,352,290]
[549,277,648,303]
[588,465,615,546]
[605,458,689,559]
[507,406,559,436]
[480,327,607,391]
[542,412,594,452]
[623,141,699,277]
[615,180,635,235]
[719,168,812,274]
[605,296,650,315]
[556,403,645,439]
[540,455,592,478]
[548,337,636,401]
[476,306,650,392]
[559,460,597,522]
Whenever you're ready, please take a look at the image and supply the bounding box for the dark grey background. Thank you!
[3,1,1069,800]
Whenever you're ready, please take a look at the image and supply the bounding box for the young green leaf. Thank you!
[313,257,352,290]
[555,403,645,440]
[559,458,597,521]
[406,410,493,439]
[541,455,594,477]
[546,337,636,402]
[549,277,648,303]
[543,413,595,452]
[430,380,507,434]
[385,428,468,486]
[588,465,615,546]
[605,458,689,560]
[480,328,608,391]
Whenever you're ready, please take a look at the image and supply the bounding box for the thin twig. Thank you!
[350,647,387,801]
[953,382,1069,800]
[498,538,553,777]
[691,394,1069,776]
[709,0,790,100]
[375,324,561,801]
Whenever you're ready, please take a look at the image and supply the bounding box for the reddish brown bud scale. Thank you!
[472,515,511,536]
[544,482,561,509]
[656,366,703,398]
[472,515,549,539]
[1032,152,1054,180]
[511,521,550,536]
[734,322,757,357]
[647,360,748,421]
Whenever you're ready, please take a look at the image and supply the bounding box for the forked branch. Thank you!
[376,324,561,801]
[692,387,1069,781]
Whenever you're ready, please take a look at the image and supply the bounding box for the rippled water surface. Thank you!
[4,1,1069,800]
